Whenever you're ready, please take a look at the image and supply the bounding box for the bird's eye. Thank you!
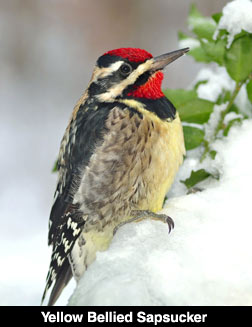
[120,63,132,76]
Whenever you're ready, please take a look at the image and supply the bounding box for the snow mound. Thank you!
[214,0,252,47]
[69,120,252,306]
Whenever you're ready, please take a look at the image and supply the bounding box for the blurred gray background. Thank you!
[0,0,227,305]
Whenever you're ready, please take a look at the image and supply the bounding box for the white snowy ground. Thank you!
[69,118,252,306]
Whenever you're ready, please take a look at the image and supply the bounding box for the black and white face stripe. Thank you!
[88,55,154,101]
[97,54,141,69]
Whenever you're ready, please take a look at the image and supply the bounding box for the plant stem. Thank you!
[200,140,210,162]
[213,81,242,138]
[200,78,246,162]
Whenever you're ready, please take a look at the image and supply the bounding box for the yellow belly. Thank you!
[120,99,185,213]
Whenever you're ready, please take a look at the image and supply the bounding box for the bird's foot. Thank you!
[113,210,174,236]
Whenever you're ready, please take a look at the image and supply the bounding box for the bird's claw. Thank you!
[144,212,174,233]
[164,215,175,233]
[113,210,174,235]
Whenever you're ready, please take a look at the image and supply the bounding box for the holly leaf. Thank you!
[246,79,252,104]
[181,169,218,189]
[177,98,214,124]
[224,35,252,82]
[183,126,204,150]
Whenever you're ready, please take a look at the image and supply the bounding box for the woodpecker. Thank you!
[42,47,189,306]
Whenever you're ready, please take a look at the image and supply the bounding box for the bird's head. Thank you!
[88,47,189,102]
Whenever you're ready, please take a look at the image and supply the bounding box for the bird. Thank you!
[42,47,189,306]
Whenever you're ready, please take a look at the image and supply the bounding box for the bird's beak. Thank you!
[151,47,190,72]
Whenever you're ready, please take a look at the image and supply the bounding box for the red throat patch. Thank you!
[127,71,164,99]
[104,48,153,63]
[104,48,164,99]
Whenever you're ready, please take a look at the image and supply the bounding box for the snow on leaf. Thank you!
[178,31,201,50]
[194,67,235,102]
[214,0,252,48]
[188,4,216,41]
[223,118,242,136]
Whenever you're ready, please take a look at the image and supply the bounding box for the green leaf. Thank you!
[52,159,58,173]
[212,12,222,24]
[215,29,228,40]
[188,46,212,63]
[224,35,252,82]
[194,80,208,90]
[209,150,217,159]
[229,103,239,113]
[178,31,189,40]
[163,89,197,107]
[164,90,214,123]
[164,89,214,123]
[246,79,252,104]
[177,98,214,123]
[188,4,216,40]
[216,90,231,105]
[181,169,211,189]
[201,38,226,65]
[223,118,242,136]
[183,126,204,150]
[233,30,250,42]
[178,30,212,63]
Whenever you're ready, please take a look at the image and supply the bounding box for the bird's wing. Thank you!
[43,101,127,305]
[48,102,112,245]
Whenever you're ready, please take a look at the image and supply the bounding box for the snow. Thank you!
[223,111,243,125]
[188,13,216,34]
[194,65,252,119]
[69,117,252,306]
[204,103,226,141]
[179,38,200,50]
[194,66,235,102]
[214,0,252,48]
[235,84,252,117]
